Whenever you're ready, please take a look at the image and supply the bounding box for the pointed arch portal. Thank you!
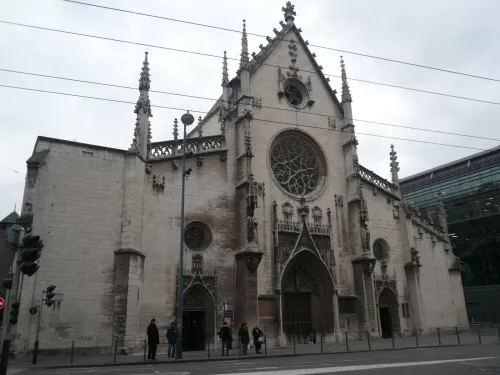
[378,287,400,338]
[182,283,215,351]
[281,249,334,338]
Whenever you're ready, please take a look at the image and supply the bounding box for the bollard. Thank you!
[320,332,324,353]
[113,339,117,364]
[366,331,371,351]
[208,335,211,359]
[415,328,419,347]
[70,340,75,365]
[391,333,395,349]
[455,326,461,345]
[143,340,147,362]
[477,326,482,344]
[293,334,296,355]
[497,324,500,342]
[437,328,441,346]
[345,332,349,352]
[264,336,267,356]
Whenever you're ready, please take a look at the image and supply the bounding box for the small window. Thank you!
[402,302,410,318]
[339,297,356,314]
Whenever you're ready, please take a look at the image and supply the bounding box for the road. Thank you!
[9,344,500,375]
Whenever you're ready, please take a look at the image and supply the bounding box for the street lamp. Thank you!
[176,110,195,360]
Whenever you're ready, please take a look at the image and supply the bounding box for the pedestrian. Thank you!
[238,322,250,355]
[166,321,178,358]
[218,321,232,356]
[252,325,264,354]
[147,318,160,360]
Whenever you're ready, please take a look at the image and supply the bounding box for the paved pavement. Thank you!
[3,328,499,374]
[9,343,500,374]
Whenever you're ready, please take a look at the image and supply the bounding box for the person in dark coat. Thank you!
[147,318,160,360]
[166,322,178,358]
[238,323,250,355]
[252,325,264,354]
[218,322,232,356]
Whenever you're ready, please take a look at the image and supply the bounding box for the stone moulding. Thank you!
[114,248,146,258]
[148,135,226,161]
[235,250,264,272]
[358,164,399,198]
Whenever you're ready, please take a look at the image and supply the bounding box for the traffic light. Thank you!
[10,301,20,325]
[18,233,44,276]
[45,285,56,307]
[2,275,13,290]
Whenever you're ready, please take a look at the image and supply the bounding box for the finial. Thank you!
[282,1,296,24]
[139,51,150,91]
[222,51,229,86]
[238,20,251,74]
[340,56,352,104]
[173,118,179,141]
[198,116,203,138]
[14,203,16,212]
[389,144,400,185]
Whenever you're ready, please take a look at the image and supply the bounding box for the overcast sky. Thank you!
[1,0,499,217]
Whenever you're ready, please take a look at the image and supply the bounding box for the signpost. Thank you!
[0,297,4,310]
[223,306,234,326]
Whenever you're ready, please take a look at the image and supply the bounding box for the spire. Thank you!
[238,20,251,74]
[282,1,296,24]
[173,118,179,141]
[222,51,229,86]
[340,56,352,104]
[390,144,400,185]
[139,52,150,91]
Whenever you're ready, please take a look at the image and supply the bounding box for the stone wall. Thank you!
[15,138,126,352]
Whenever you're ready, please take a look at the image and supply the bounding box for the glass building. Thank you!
[400,146,500,323]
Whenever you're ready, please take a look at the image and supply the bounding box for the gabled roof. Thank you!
[0,210,19,224]
[249,23,344,114]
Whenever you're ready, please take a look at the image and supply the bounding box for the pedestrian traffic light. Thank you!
[18,233,44,276]
[10,301,20,325]
[45,285,56,307]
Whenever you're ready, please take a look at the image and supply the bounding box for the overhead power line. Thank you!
[1,20,499,108]
[2,67,499,143]
[61,0,500,84]
[0,83,487,151]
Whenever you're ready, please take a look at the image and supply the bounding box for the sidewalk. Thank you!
[8,328,499,369]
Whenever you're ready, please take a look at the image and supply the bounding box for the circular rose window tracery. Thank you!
[184,221,212,252]
[270,130,326,198]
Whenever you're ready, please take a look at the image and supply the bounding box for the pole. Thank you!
[70,340,74,365]
[345,332,349,352]
[455,326,461,345]
[477,325,482,344]
[415,328,419,347]
[175,117,189,360]
[437,328,441,346]
[32,289,44,364]
[0,227,23,375]
[366,331,371,351]
[143,339,146,362]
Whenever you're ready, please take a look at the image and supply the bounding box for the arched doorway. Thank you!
[281,249,334,340]
[182,283,214,351]
[378,287,399,338]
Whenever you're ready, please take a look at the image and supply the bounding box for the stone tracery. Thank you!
[270,131,324,197]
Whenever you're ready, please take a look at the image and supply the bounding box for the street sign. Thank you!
[223,305,234,326]
[0,297,4,310]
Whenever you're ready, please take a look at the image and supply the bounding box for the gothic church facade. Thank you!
[14,2,467,352]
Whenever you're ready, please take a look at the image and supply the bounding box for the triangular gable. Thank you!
[290,220,322,260]
[249,23,344,115]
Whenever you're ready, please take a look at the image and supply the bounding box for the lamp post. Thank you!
[176,110,195,360]
[0,225,24,375]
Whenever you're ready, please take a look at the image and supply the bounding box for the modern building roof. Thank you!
[400,145,500,184]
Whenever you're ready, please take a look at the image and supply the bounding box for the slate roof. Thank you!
[0,210,19,224]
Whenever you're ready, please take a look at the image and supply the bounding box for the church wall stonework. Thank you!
[16,139,126,351]
[12,2,467,352]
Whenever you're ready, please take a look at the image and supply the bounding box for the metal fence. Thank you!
[13,324,500,367]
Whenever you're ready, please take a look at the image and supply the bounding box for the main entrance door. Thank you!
[281,249,334,338]
[182,310,206,351]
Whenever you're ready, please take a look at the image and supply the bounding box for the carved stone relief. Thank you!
[282,202,294,222]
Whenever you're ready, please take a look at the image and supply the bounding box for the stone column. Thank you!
[352,256,377,336]
[234,251,263,331]
[332,291,342,342]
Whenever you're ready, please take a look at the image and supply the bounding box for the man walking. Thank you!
[147,318,160,360]
[166,322,178,358]
[238,322,250,355]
